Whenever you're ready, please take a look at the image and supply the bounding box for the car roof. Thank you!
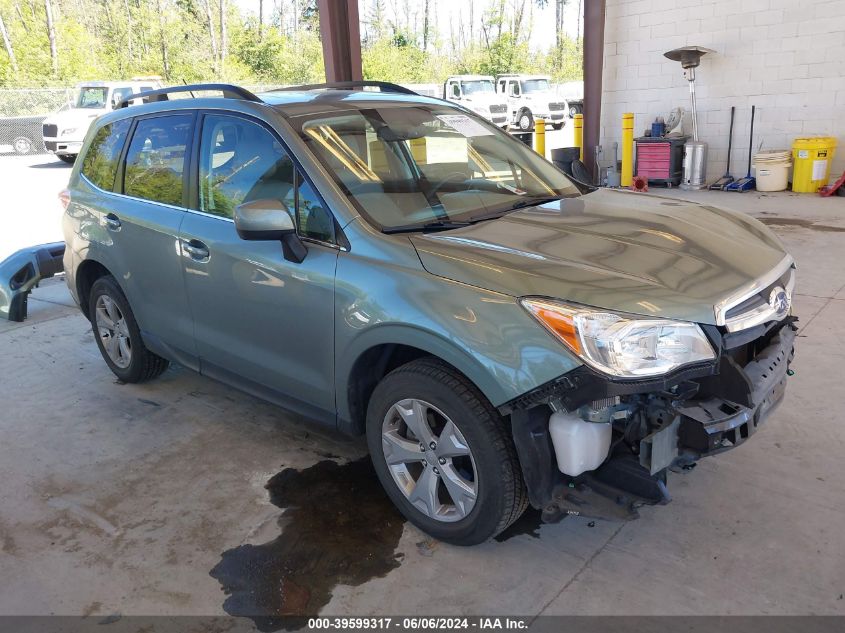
[258,89,447,117]
[94,86,451,128]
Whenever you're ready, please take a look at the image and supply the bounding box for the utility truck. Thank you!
[443,75,509,128]
[42,78,161,163]
[496,74,567,131]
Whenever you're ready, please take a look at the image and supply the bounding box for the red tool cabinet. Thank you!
[634,136,687,187]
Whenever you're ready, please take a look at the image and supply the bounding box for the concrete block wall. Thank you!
[601,0,845,184]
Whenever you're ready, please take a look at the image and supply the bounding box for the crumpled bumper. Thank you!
[0,242,65,321]
[676,323,796,458]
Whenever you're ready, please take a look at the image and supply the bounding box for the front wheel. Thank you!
[58,154,76,164]
[552,122,564,130]
[366,358,528,545]
[517,109,533,132]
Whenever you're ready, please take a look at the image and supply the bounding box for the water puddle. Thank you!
[210,458,404,631]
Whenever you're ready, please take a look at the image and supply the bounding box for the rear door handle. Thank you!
[104,213,121,231]
[181,239,210,262]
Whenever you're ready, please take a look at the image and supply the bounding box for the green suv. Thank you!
[61,82,797,545]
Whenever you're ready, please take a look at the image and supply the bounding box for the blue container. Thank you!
[651,121,666,137]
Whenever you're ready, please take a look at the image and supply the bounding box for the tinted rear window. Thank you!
[123,114,192,206]
[80,119,131,191]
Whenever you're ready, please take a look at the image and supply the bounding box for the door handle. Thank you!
[104,213,121,231]
[182,239,210,261]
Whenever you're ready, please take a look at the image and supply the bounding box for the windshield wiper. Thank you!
[466,195,564,224]
[382,220,472,234]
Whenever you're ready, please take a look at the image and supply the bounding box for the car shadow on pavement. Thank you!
[28,159,72,169]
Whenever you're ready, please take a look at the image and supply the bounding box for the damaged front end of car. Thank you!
[502,269,798,524]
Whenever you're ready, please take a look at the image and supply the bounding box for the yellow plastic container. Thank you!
[791,136,837,193]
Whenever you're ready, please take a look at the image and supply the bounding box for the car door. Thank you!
[179,112,339,424]
[77,112,197,365]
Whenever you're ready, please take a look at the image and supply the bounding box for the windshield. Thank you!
[293,104,580,232]
[76,87,108,109]
[522,79,550,93]
[461,80,495,95]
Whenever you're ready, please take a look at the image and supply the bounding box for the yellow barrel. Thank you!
[534,118,546,157]
[573,114,583,161]
[791,136,837,193]
[621,113,634,187]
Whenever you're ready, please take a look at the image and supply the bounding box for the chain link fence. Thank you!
[0,81,579,157]
[0,88,75,155]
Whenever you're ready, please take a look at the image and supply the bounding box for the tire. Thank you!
[89,275,169,383]
[58,154,76,164]
[12,136,33,155]
[517,109,533,132]
[569,104,581,118]
[366,357,528,545]
[552,122,564,131]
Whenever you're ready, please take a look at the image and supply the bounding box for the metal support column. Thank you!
[317,0,363,83]
[583,0,607,179]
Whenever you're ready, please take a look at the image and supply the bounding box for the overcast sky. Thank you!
[235,1,582,52]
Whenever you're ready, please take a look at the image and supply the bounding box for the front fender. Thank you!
[334,241,583,425]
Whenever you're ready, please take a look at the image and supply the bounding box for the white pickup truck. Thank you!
[41,79,160,163]
[495,74,567,132]
[443,75,509,129]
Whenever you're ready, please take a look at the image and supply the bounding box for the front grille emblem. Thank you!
[769,286,790,317]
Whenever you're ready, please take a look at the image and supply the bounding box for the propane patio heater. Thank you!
[664,46,714,190]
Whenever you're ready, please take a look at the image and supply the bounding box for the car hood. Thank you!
[409,189,789,324]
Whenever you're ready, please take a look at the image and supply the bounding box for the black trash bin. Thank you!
[512,132,533,147]
[551,147,581,176]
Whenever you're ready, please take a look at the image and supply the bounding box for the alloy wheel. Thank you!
[94,294,132,369]
[381,398,478,522]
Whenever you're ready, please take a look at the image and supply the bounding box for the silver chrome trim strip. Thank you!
[715,254,795,327]
[724,268,795,332]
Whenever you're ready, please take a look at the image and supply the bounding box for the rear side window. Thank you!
[80,119,131,192]
[123,114,192,206]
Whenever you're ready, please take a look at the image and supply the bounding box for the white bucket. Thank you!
[753,149,791,192]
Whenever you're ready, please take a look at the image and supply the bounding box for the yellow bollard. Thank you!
[534,118,546,157]
[621,112,634,188]
[573,114,583,161]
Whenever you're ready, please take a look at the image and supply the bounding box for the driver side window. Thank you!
[199,114,295,219]
[198,114,336,244]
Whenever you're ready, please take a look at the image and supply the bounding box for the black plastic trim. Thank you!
[270,81,418,95]
[116,84,262,108]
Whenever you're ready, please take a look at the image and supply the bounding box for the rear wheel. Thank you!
[366,358,527,545]
[89,276,169,383]
[552,122,564,130]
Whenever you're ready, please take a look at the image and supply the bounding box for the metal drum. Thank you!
[681,140,708,190]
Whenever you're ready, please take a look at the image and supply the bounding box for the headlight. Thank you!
[521,298,715,378]
[61,128,77,135]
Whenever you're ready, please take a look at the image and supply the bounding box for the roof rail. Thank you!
[270,81,418,96]
[116,83,262,109]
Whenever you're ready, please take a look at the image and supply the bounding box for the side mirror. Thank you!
[234,198,307,263]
